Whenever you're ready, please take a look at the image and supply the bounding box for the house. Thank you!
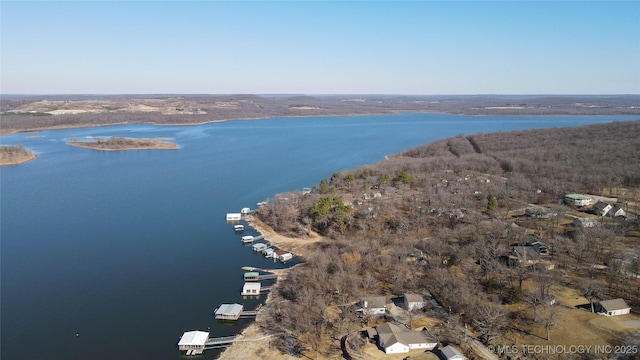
[402,293,426,311]
[573,217,599,228]
[609,205,626,217]
[241,282,261,296]
[510,246,541,266]
[440,345,466,360]
[565,193,593,206]
[274,249,293,262]
[525,206,558,218]
[214,303,243,320]
[592,201,613,216]
[375,322,438,354]
[177,330,209,355]
[525,239,550,256]
[597,298,631,316]
[358,296,387,315]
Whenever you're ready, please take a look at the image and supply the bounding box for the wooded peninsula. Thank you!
[226,120,640,360]
[0,144,36,166]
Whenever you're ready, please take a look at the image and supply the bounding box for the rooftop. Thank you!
[600,298,631,312]
[566,193,591,200]
[178,331,209,346]
[215,303,243,317]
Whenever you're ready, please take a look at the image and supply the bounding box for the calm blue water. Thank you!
[1,113,636,360]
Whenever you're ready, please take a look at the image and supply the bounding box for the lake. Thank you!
[1,113,636,360]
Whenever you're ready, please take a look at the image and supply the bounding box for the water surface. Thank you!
[1,113,635,359]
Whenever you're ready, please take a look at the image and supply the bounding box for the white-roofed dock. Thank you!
[178,330,209,355]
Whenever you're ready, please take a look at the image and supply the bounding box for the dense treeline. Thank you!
[254,120,640,358]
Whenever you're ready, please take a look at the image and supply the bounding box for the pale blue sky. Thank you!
[1,1,639,94]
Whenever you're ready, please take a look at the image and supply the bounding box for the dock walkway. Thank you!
[205,335,237,347]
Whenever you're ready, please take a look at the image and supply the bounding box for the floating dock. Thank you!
[226,213,242,222]
[241,234,264,244]
[244,271,277,282]
[214,303,243,321]
[178,330,209,355]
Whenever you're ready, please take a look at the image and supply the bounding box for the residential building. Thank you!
[592,201,613,216]
[402,293,426,311]
[597,299,631,316]
[375,322,438,354]
[358,296,387,315]
[440,345,466,360]
[565,194,593,206]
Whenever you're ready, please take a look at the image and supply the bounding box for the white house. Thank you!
[375,322,438,354]
[178,330,209,355]
[358,296,387,315]
[609,205,627,217]
[565,194,593,206]
[598,299,631,316]
[441,345,466,360]
[402,293,426,311]
[241,282,261,296]
[592,201,613,216]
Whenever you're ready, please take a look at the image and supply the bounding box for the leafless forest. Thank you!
[253,120,640,359]
[1,94,639,134]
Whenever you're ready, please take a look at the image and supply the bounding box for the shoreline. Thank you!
[4,109,634,137]
[0,153,37,166]
[217,216,322,360]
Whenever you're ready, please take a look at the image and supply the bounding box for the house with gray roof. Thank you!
[592,201,613,216]
[597,298,631,316]
[358,296,387,315]
[440,344,466,360]
[375,322,438,354]
[402,293,426,311]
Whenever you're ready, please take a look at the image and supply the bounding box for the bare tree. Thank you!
[472,302,507,344]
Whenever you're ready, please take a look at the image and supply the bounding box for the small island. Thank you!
[0,145,37,166]
[67,137,179,151]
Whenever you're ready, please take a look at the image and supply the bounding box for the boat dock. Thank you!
[244,271,277,281]
[241,234,265,244]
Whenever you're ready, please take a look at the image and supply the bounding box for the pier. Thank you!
[204,335,238,348]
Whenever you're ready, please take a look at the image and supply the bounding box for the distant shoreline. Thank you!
[3,94,638,136]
